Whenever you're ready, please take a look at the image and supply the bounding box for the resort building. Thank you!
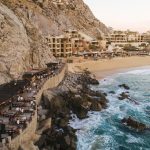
[45,30,106,57]
[106,32,127,43]
[99,40,107,50]
[64,30,81,39]
[64,30,101,52]
[46,35,73,57]
[106,30,147,47]
[90,40,100,48]
[64,30,87,52]
[143,31,150,43]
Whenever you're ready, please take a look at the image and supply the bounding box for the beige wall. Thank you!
[36,64,67,104]
[99,40,107,49]
[7,112,37,150]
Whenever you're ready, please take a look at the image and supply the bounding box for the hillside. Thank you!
[0,0,108,84]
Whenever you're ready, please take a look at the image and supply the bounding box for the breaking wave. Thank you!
[70,67,150,150]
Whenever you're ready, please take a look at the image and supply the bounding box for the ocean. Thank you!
[69,67,150,150]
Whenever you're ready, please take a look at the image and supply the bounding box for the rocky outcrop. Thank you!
[36,71,108,149]
[118,92,129,100]
[119,84,130,90]
[0,2,55,84]
[121,117,148,132]
[0,3,30,84]
[36,126,77,150]
[0,0,108,84]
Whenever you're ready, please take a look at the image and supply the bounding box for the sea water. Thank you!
[69,67,150,150]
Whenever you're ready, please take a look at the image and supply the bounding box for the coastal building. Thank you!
[99,40,107,50]
[106,32,127,43]
[45,30,105,57]
[64,30,81,39]
[90,40,100,49]
[64,30,102,52]
[143,31,150,43]
[106,30,147,47]
[64,30,88,53]
[126,31,144,42]
[46,35,73,57]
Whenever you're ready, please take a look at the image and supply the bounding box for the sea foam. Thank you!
[70,68,150,150]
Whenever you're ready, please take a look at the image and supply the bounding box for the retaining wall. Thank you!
[5,64,67,150]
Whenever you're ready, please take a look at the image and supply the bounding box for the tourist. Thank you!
[16,107,19,112]
[33,90,36,94]
[21,109,24,113]
[17,96,21,101]
[16,119,20,127]
[33,82,36,87]
[29,87,32,91]
[20,97,23,101]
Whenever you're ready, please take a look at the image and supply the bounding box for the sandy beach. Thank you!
[68,56,150,79]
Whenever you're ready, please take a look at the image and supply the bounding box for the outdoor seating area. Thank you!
[75,49,150,61]
[0,61,65,145]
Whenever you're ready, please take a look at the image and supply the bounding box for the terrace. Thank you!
[0,61,65,145]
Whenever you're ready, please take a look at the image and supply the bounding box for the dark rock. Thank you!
[36,126,77,150]
[118,92,129,100]
[89,78,99,85]
[90,101,102,111]
[119,84,130,90]
[99,100,108,109]
[103,92,107,96]
[37,72,108,150]
[121,117,147,131]
[109,91,116,94]
[70,94,89,119]
[55,117,69,128]
[87,90,108,102]
[78,71,99,85]
[64,135,71,145]
[119,146,129,150]
[85,95,102,111]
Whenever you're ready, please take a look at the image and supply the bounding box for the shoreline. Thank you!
[36,71,107,150]
[94,65,150,80]
[36,59,150,149]
[68,56,150,79]
[69,65,150,150]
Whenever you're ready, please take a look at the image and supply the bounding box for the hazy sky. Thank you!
[83,0,150,32]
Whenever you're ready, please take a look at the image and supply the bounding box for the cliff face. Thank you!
[0,3,30,84]
[0,0,108,84]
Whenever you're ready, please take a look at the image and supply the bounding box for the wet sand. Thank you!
[68,56,150,79]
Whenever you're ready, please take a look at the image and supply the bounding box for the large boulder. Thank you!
[118,92,129,100]
[70,94,89,119]
[119,84,130,90]
[121,117,147,132]
[36,126,77,150]
[42,90,69,117]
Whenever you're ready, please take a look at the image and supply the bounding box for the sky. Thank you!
[83,0,150,33]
